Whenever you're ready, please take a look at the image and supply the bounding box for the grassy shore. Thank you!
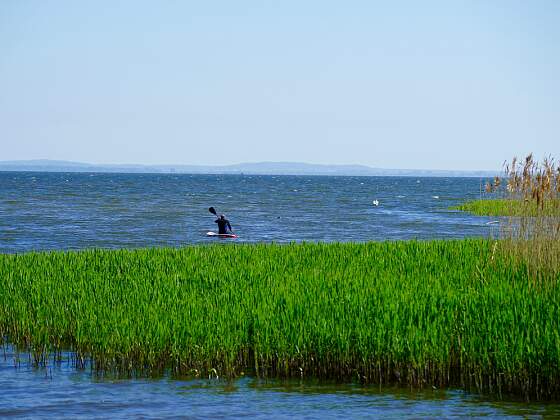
[1,241,559,399]
[454,154,560,218]
[451,198,560,217]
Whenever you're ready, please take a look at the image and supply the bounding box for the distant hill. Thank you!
[0,160,498,177]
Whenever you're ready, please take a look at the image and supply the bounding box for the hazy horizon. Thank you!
[0,157,501,173]
[0,155,542,173]
[1,1,558,170]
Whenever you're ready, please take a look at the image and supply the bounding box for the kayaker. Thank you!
[215,214,233,234]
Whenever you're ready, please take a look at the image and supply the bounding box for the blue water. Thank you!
[1,347,559,419]
[0,172,495,253]
[4,172,548,418]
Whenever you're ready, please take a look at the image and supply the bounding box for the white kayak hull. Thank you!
[206,231,238,238]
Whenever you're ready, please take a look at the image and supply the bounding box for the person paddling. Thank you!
[215,214,233,235]
[208,207,234,235]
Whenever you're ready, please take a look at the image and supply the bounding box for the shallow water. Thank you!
[0,172,497,253]
[1,347,559,419]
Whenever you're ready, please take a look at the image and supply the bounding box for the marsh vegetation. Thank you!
[453,154,560,280]
[1,239,559,399]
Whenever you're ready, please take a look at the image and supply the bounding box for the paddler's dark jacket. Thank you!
[215,218,232,234]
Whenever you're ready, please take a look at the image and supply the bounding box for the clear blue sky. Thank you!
[1,1,558,170]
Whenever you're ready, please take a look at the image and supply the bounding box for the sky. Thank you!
[0,1,558,170]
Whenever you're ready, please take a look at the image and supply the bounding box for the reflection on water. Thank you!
[0,346,558,419]
[0,172,498,253]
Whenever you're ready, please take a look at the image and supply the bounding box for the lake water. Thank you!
[3,172,554,418]
[0,172,496,253]
[2,346,559,419]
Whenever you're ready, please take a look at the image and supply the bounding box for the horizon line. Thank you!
[0,158,499,174]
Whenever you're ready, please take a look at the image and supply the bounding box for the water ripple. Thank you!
[0,172,497,253]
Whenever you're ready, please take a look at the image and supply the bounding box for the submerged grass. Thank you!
[1,240,559,399]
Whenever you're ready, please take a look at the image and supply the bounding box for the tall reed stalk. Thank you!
[487,154,560,282]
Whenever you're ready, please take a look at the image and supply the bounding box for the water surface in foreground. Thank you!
[1,348,558,419]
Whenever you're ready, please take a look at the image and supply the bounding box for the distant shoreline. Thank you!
[0,160,498,178]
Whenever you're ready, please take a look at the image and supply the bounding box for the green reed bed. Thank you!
[453,155,560,281]
[451,198,560,217]
[453,154,560,218]
[1,240,559,399]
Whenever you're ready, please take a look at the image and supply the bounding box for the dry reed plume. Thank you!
[486,154,560,282]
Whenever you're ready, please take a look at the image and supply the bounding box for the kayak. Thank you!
[206,231,238,238]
